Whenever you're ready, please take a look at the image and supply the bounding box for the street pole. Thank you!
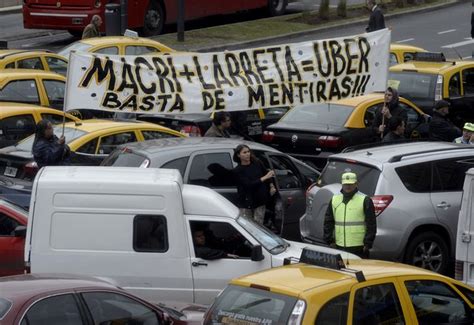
[120,0,128,35]
[177,0,185,42]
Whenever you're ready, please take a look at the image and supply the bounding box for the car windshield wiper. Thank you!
[232,298,272,311]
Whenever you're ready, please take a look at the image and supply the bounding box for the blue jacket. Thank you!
[32,135,70,168]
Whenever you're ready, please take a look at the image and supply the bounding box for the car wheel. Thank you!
[268,0,287,16]
[404,231,449,274]
[143,1,164,36]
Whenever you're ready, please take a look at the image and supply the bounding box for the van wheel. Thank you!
[268,0,287,16]
[404,232,449,274]
[143,1,164,36]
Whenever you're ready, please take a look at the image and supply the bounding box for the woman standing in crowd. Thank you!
[233,144,275,225]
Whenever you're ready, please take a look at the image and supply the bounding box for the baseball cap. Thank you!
[463,122,474,132]
[341,172,357,185]
[433,100,450,111]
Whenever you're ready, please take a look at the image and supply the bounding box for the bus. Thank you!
[23,0,288,37]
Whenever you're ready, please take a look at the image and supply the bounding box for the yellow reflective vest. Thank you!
[332,193,366,247]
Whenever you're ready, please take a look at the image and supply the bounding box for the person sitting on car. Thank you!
[453,122,474,144]
[382,116,406,143]
[429,100,461,142]
[204,112,231,138]
[373,87,407,139]
[192,230,239,260]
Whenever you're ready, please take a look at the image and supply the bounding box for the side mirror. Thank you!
[14,225,26,238]
[251,245,264,262]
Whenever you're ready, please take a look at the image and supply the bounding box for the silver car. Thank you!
[300,141,474,274]
[102,137,320,240]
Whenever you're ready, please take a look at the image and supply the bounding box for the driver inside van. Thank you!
[193,230,239,260]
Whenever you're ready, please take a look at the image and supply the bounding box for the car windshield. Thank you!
[101,149,148,167]
[280,103,353,126]
[0,298,12,319]
[206,285,297,325]
[58,42,93,58]
[388,71,437,101]
[318,159,381,196]
[16,126,87,151]
[237,216,287,254]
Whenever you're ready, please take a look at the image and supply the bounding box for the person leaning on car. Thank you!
[324,172,377,258]
[429,100,461,142]
[204,111,231,138]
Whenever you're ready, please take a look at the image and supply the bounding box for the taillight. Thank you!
[455,260,464,281]
[180,125,202,137]
[288,300,306,325]
[317,135,343,148]
[435,74,443,101]
[23,161,39,180]
[371,195,393,216]
[262,130,274,142]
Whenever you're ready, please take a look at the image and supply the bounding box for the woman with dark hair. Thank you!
[32,120,70,168]
[232,144,275,225]
[373,87,407,137]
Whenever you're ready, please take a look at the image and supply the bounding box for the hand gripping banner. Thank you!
[64,29,391,114]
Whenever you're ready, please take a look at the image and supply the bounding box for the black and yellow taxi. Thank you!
[0,50,68,76]
[389,44,427,66]
[0,119,185,180]
[389,53,474,126]
[0,70,65,109]
[0,102,80,148]
[204,249,474,325]
[58,36,174,58]
[262,93,429,169]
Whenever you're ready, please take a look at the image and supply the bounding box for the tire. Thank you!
[268,0,288,16]
[142,1,165,36]
[404,231,450,275]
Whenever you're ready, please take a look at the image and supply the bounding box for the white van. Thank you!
[456,167,474,286]
[25,166,358,305]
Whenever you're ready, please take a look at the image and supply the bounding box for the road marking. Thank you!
[442,39,474,48]
[438,29,456,35]
[396,38,415,43]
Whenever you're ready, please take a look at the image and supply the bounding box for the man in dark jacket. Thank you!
[324,172,377,258]
[204,111,231,138]
[366,0,385,33]
[193,230,238,260]
[382,116,406,142]
[32,120,70,168]
[429,100,462,142]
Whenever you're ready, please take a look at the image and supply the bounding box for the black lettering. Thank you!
[194,56,216,90]
[157,94,172,111]
[139,95,154,111]
[314,41,332,78]
[80,56,116,91]
[266,47,285,82]
[152,57,175,93]
[202,91,214,111]
[358,38,371,73]
[343,38,358,74]
[297,82,308,104]
[134,58,156,95]
[281,83,294,105]
[254,49,273,83]
[101,92,120,108]
[239,52,261,85]
[166,57,182,92]
[352,75,361,96]
[119,94,138,111]
[341,76,352,97]
[285,46,302,82]
[269,84,280,106]
[360,75,370,93]
[328,79,342,100]
[117,58,138,94]
[247,85,265,107]
[170,94,184,112]
[309,81,314,102]
[316,81,327,101]
[214,90,225,110]
[329,40,346,77]
[225,53,248,86]
[212,55,233,88]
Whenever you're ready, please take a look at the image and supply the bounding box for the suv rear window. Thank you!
[388,71,436,101]
[318,159,380,196]
[205,285,297,325]
[101,149,147,167]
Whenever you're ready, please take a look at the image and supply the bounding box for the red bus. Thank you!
[23,0,288,37]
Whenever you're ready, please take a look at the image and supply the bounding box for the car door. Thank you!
[187,218,272,305]
[0,79,41,106]
[184,150,238,204]
[348,279,415,324]
[0,210,25,276]
[431,157,472,243]
[19,293,85,324]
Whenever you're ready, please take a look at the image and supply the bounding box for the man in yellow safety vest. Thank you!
[323,172,377,258]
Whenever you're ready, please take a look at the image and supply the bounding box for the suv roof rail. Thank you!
[342,139,429,154]
[388,145,474,163]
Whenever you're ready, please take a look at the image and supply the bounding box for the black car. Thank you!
[101,137,319,240]
[261,93,429,170]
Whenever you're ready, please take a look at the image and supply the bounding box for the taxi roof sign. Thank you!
[300,248,345,270]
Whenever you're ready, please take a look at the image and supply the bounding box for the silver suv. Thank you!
[300,141,474,274]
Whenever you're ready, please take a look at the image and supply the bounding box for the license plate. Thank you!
[4,166,17,177]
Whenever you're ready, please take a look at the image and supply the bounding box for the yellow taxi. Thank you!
[0,119,185,180]
[0,70,65,109]
[204,249,474,325]
[389,55,474,125]
[389,44,427,66]
[0,50,68,76]
[58,36,175,58]
[0,102,80,148]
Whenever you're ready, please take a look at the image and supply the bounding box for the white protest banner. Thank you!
[64,29,391,114]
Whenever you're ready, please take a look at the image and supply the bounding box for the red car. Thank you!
[0,273,206,324]
[0,198,27,277]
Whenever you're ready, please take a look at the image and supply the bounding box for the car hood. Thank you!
[268,121,347,134]
[273,238,360,263]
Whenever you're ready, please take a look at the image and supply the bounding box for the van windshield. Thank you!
[237,216,287,254]
[318,159,381,196]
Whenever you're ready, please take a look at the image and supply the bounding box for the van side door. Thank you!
[186,217,272,305]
